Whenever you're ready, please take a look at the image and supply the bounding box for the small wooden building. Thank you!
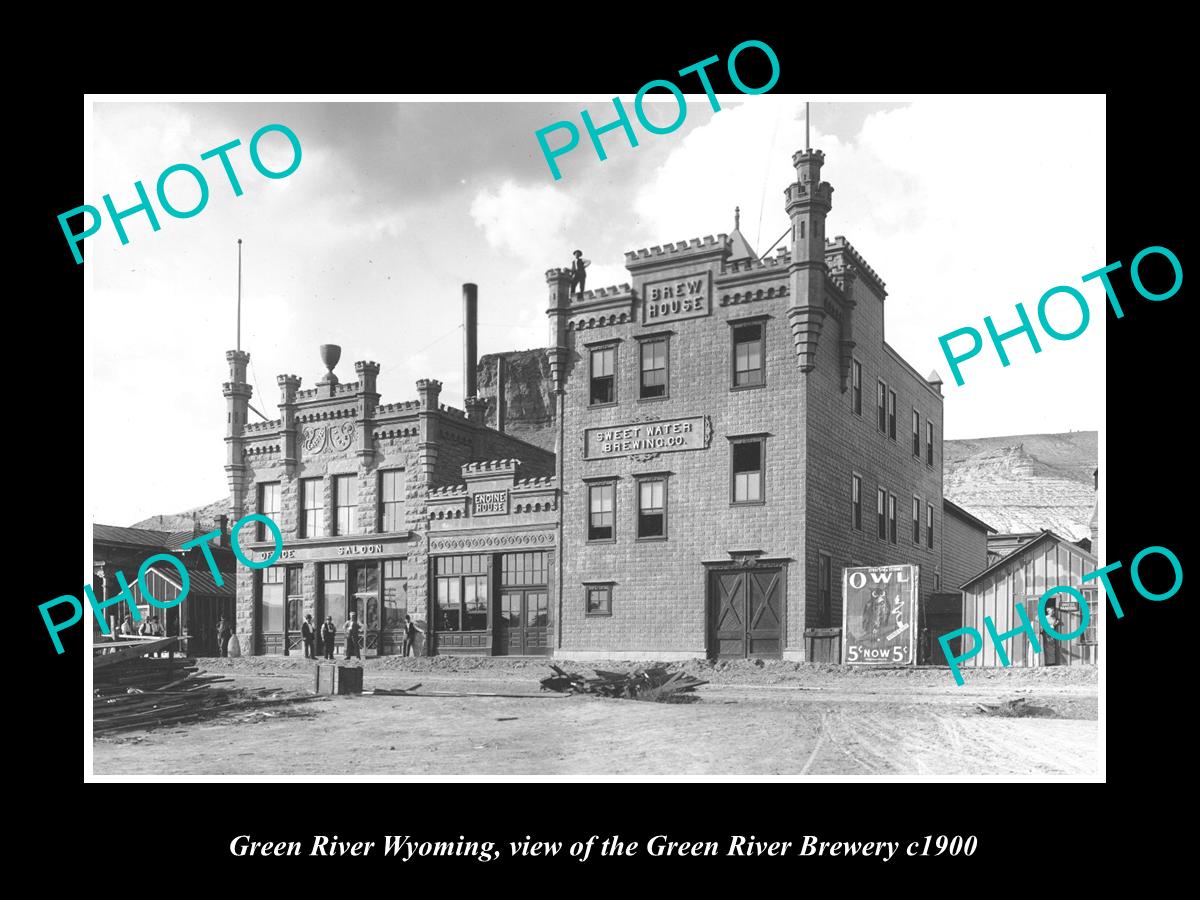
[93,522,237,655]
[959,530,1098,668]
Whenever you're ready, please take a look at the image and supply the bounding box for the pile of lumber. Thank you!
[539,664,707,702]
[974,697,1057,718]
[94,640,236,733]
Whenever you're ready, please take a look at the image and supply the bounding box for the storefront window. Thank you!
[528,592,549,628]
[261,566,284,632]
[501,552,549,587]
[286,567,303,632]
[324,563,347,627]
[437,577,461,630]
[464,576,488,630]
[435,555,489,631]
[383,560,406,629]
[353,564,380,630]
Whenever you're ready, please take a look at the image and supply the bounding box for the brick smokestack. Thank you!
[496,355,507,434]
[463,283,478,399]
[463,283,487,424]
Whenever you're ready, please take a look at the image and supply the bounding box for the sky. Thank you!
[85,95,1105,526]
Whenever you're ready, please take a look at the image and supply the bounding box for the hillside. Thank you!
[944,432,1096,540]
[130,496,231,533]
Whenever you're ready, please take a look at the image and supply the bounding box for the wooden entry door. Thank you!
[709,568,783,659]
[496,590,551,656]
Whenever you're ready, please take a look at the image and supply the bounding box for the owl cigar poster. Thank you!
[842,565,919,665]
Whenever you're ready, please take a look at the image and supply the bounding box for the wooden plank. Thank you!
[92,637,179,670]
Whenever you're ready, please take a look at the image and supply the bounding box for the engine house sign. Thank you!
[472,490,510,516]
[642,272,711,324]
[584,416,711,459]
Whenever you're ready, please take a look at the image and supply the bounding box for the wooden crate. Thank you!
[314,663,364,695]
[804,627,842,663]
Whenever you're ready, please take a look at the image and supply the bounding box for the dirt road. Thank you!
[92,658,1098,777]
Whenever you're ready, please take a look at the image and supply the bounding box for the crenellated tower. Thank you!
[785,148,834,372]
[223,349,253,520]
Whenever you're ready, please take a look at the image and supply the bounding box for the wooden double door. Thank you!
[496,589,551,656]
[708,567,784,659]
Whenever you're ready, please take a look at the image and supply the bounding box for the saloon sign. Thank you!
[842,564,919,665]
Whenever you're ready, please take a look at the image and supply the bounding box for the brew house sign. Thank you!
[642,272,711,324]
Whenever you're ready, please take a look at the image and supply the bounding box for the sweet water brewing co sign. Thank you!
[842,564,919,665]
[584,416,710,459]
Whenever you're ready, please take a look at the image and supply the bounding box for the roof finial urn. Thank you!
[318,343,341,385]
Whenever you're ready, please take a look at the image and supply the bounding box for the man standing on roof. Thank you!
[569,249,590,297]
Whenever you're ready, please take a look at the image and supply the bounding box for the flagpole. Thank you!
[237,238,242,352]
[806,101,810,150]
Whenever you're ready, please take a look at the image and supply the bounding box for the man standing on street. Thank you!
[1042,601,1063,667]
[321,616,337,660]
[344,611,363,661]
[217,616,233,658]
[300,613,317,659]
[403,614,424,658]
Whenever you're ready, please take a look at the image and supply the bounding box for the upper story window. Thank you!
[379,469,405,533]
[258,482,280,541]
[912,409,921,457]
[590,346,616,405]
[636,477,667,539]
[877,488,887,540]
[732,321,765,388]
[887,390,897,440]
[334,474,359,536]
[731,437,765,504]
[851,359,862,416]
[912,496,921,544]
[926,421,935,467]
[927,503,935,549]
[852,474,862,531]
[587,481,616,542]
[639,338,668,400]
[888,493,897,544]
[877,381,887,432]
[300,478,322,539]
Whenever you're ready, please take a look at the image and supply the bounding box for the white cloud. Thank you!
[469,180,579,262]
[629,95,1106,438]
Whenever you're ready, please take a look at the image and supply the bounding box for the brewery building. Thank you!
[226,145,957,661]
